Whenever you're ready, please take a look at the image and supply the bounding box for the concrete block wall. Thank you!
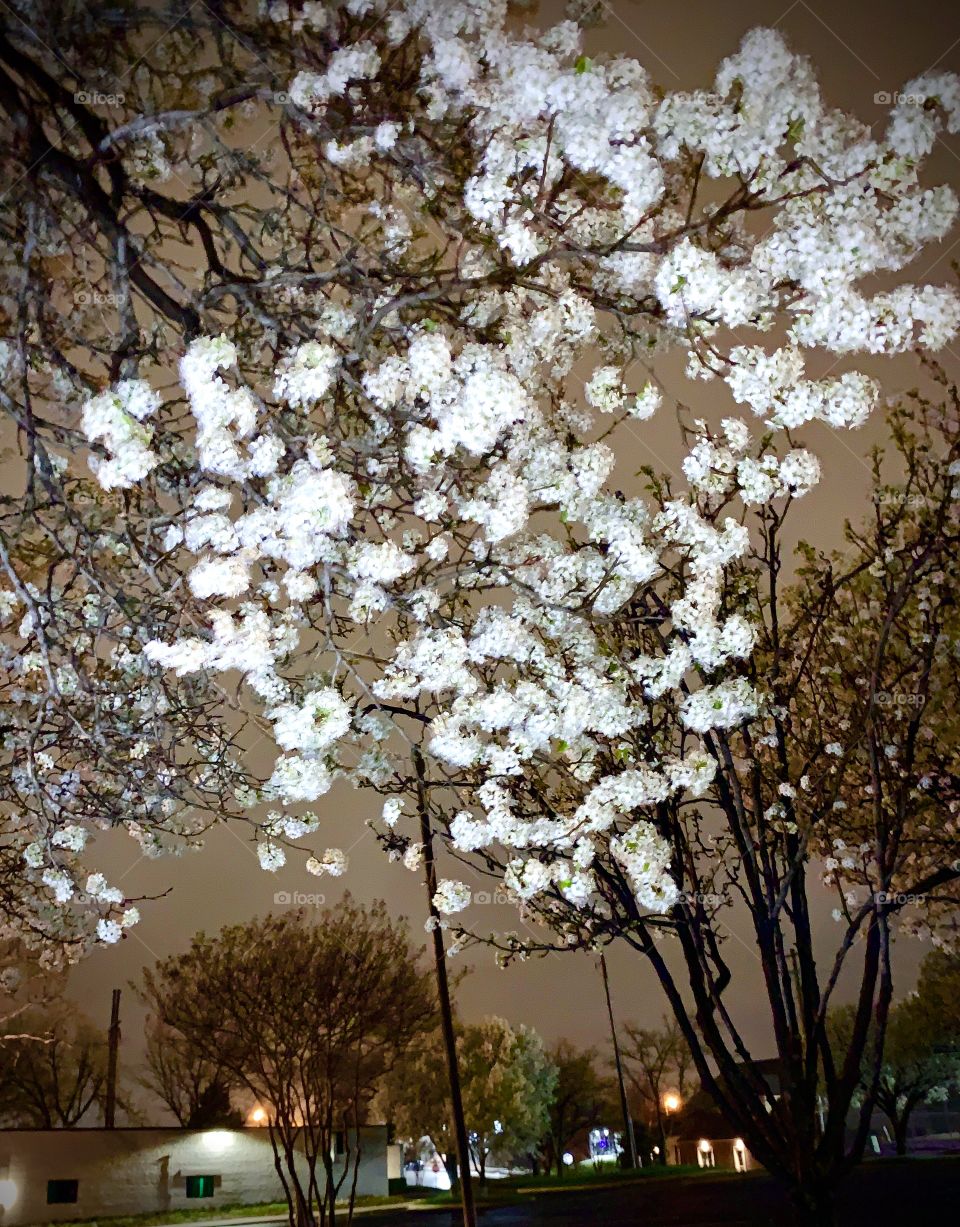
[0,1126,387,1226]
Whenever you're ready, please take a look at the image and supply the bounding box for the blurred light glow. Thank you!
[562,1153,574,1167]
[0,1179,17,1211]
[699,1139,712,1153]
[663,1092,682,1113]
[202,1130,234,1154]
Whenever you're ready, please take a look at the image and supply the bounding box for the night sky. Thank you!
[60,0,960,1112]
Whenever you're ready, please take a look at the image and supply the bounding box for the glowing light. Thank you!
[202,1130,235,1154]
[0,1179,17,1211]
[249,1107,268,1125]
[734,1138,746,1151]
[663,1092,682,1113]
[699,1139,712,1153]
[652,1146,660,1155]
[562,1152,574,1167]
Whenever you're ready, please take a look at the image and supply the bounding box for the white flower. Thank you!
[42,868,75,904]
[779,450,822,497]
[258,842,286,872]
[681,679,760,733]
[267,687,352,754]
[433,879,471,913]
[274,342,340,408]
[51,824,87,852]
[306,848,348,876]
[610,822,677,911]
[383,798,404,827]
[96,918,123,944]
[403,843,424,872]
[585,366,625,412]
[82,380,161,489]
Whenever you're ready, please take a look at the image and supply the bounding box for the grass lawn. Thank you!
[419,1161,713,1205]
[25,1194,406,1227]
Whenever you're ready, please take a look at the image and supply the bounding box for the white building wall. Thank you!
[0,1126,387,1227]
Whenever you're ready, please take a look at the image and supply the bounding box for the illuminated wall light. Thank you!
[202,1130,235,1154]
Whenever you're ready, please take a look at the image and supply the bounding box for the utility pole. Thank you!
[599,952,639,1169]
[104,988,121,1128]
[414,748,477,1227]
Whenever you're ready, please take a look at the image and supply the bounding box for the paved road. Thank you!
[376,1159,960,1226]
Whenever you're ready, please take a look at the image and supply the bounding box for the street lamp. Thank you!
[659,1091,682,1167]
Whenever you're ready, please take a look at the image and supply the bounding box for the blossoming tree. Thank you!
[2,0,960,1221]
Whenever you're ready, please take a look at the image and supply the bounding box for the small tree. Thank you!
[916,949,960,1040]
[380,1026,460,1180]
[140,1017,241,1127]
[457,1017,557,1182]
[622,1017,693,1164]
[875,996,960,1155]
[830,948,960,1156]
[142,901,433,1227]
[540,1041,612,1176]
[0,1006,108,1127]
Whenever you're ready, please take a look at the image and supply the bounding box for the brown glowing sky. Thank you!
[50,0,960,1108]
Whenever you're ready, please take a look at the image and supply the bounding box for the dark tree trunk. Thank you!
[443,1148,459,1184]
[656,1108,668,1165]
[893,1114,909,1156]
[792,1184,836,1227]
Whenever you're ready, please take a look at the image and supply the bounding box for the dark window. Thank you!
[334,1131,345,1156]
[47,1180,79,1205]
[185,1176,216,1199]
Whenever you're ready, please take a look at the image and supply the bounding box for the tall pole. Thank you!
[414,748,477,1227]
[104,988,121,1128]
[599,952,638,1169]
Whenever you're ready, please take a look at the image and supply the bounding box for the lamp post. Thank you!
[661,1092,682,1166]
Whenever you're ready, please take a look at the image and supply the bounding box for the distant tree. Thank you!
[139,1017,241,1127]
[829,949,960,1160]
[874,996,960,1155]
[539,1041,611,1176]
[142,901,434,1227]
[380,1027,459,1178]
[0,1006,108,1127]
[916,949,960,1042]
[457,1017,557,1182]
[622,1017,693,1164]
[387,1015,558,1183]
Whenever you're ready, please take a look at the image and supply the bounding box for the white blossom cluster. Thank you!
[79,1,960,927]
[81,379,161,489]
